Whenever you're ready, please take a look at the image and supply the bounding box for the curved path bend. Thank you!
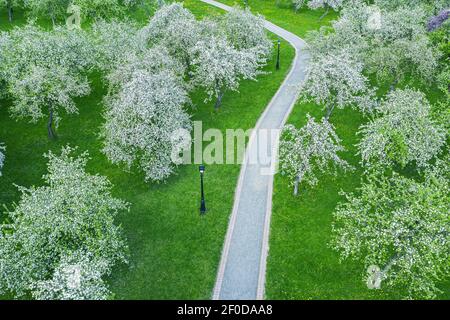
[200,0,310,300]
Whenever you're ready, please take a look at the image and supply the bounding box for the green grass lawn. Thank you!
[218,0,450,300]
[0,0,300,299]
[217,0,337,37]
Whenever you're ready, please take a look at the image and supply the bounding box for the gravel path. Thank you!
[200,0,310,300]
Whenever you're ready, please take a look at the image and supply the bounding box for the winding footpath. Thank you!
[200,0,310,300]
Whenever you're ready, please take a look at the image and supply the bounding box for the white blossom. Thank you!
[358,88,446,169]
[0,146,128,299]
[190,35,267,110]
[105,46,183,95]
[32,250,112,300]
[300,50,376,117]
[0,143,5,177]
[220,7,272,58]
[90,19,141,74]
[279,115,352,195]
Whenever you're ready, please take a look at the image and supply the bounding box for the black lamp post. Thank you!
[199,165,206,215]
[276,39,281,70]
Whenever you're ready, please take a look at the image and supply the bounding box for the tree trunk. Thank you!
[325,104,335,120]
[47,109,56,140]
[7,2,12,22]
[293,176,300,196]
[389,77,399,93]
[185,56,191,79]
[144,3,151,16]
[319,6,330,20]
[214,90,225,111]
[50,11,56,27]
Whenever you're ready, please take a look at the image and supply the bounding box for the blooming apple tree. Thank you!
[9,65,90,139]
[0,146,129,299]
[191,35,266,110]
[139,3,200,76]
[331,160,450,299]
[366,35,440,88]
[1,24,95,138]
[358,89,446,169]
[105,46,182,95]
[102,68,191,182]
[221,7,272,58]
[301,50,376,118]
[279,115,351,196]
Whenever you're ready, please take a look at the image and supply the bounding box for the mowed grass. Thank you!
[217,0,338,37]
[0,0,301,299]
[218,0,450,300]
[267,99,450,300]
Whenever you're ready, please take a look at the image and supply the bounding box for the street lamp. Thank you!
[276,39,281,70]
[199,165,206,215]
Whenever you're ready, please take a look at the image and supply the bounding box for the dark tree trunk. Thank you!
[48,109,56,140]
[214,90,225,111]
[7,2,12,22]
[319,6,330,20]
[293,176,300,196]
